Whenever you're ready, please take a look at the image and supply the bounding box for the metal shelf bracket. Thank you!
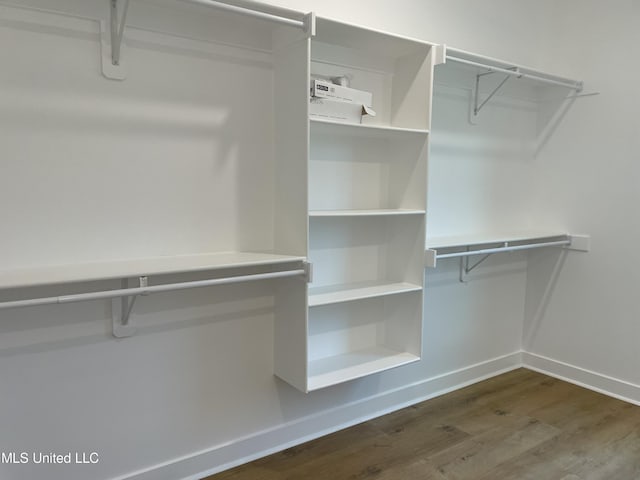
[459,248,496,283]
[101,0,130,80]
[112,276,146,338]
[473,67,518,118]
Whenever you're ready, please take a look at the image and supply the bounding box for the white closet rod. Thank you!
[447,56,583,91]
[436,239,571,259]
[178,0,306,29]
[0,269,305,311]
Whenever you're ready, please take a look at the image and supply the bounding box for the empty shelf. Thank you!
[0,252,306,289]
[310,118,429,137]
[309,209,425,217]
[308,347,420,391]
[309,281,421,307]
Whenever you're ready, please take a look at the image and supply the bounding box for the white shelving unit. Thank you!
[0,2,312,331]
[1,2,442,393]
[305,292,422,391]
[426,46,589,279]
[274,18,441,392]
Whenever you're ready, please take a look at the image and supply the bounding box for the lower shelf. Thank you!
[307,347,420,391]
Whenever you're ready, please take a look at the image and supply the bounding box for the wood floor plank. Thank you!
[373,458,448,480]
[251,423,381,472]
[427,416,560,480]
[204,369,640,480]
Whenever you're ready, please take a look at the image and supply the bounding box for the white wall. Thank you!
[524,2,640,389]
[0,1,623,479]
[265,0,560,69]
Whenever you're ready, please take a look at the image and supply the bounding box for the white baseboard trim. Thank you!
[120,351,523,480]
[522,352,640,407]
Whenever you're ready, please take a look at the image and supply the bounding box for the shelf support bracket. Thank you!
[303,12,316,37]
[112,276,147,338]
[459,243,508,282]
[101,0,130,80]
[472,68,519,119]
[303,261,314,283]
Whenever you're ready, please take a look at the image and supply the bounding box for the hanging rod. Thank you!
[436,239,572,260]
[446,56,583,92]
[0,269,306,311]
[179,0,309,30]
[105,0,315,78]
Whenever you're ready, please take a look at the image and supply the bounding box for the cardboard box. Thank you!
[309,97,366,123]
[310,79,373,108]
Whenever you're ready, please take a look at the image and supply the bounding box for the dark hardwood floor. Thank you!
[205,368,640,480]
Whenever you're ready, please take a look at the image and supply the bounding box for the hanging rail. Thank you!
[0,269,306,310]
[0,269,305,311]
[425,234,591,282]
[0,268,308,337]
[180,0,309,30]
[107,0,315,70]
[435,238,572,260]
[443,46,585,120]
[446,56,584,92]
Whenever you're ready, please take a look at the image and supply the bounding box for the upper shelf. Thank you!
[441,46,587,120]
[0,252,306,290]
[444,47,583,92]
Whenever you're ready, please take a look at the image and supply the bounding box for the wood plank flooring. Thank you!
[204,369,640,480]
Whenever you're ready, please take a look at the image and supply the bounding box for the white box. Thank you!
[309,97,365,123]
[310,79,373,108]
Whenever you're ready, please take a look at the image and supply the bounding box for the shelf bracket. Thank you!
[112,276,147,338]
[472,67,519,119]
[101,0,130,80]
[459,246,502,283]
[303,12,316,37]
[303,261,314,283]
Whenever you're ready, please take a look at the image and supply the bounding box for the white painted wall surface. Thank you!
[0,1,630,479]
[524,2,640,385]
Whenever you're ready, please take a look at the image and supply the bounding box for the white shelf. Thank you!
[309,281,422,307]
[445,47,583,91]
[310,118,429,138]
[426,230,570,250]
[0,252,306,289]
[308,347,420,391]
[309,209,425,217]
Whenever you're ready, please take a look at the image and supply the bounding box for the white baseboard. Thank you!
[522,352,640,406]
[120,351,523,480]
[118,350,640,480]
